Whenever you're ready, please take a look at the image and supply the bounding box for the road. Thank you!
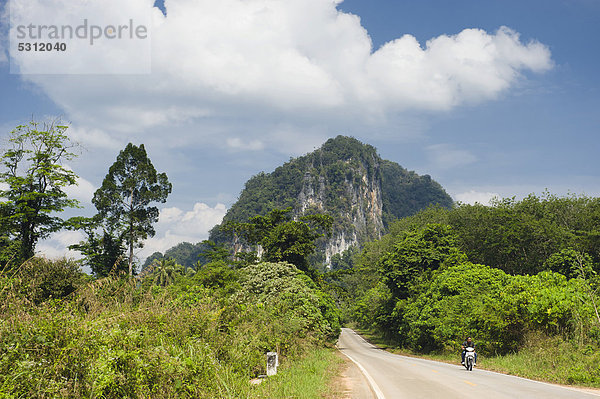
[337,328,600,399]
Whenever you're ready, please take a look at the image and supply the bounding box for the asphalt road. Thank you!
[337,328,600,399]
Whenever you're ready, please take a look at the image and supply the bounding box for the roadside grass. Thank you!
[350,327,600,388]
[253,348,345,398]
[482,334,600,387]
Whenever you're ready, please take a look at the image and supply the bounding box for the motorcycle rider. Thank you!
[461,337,477,366]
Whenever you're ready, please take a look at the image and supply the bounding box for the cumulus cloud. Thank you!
[36,230,86,260]
[454,190,500,205]
[67,126,124,151]
[64,175,97,203]
[36,203,227,263]
[139,202,228,257]
[8,0,552,142]
[8,0,153,74]
[367,27,552,111]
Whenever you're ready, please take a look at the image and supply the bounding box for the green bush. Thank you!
[14,257,86,304]
[0,259,341,398]
[371,262,597,356]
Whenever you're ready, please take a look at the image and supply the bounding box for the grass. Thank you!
[253,348,345,398]
[482,334,600,387]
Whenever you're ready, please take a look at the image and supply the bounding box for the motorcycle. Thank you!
[464,347,476,371]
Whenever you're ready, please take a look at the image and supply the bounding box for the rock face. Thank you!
[210,135,453,264]
[296,154,385,263]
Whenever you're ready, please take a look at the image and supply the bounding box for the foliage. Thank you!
[378,224,466,299]
[140,241,214,271]
[329,246,359,271]
[209,135,452,265]
[0,259,340,398]
[192,260,239,292]
[383,193,600,276]
[198,240,230,264]
[0,121,80,263]
[5,257,86,304]
[147,257,184,287]
[92,143,172,276]
[141,251,164,270]
[236,262,341,342]
[544,248,595,279]
[380,161,453,226]
[222,207,333,275]
[68,216,127,277]
[350,216,600,370]
[358,260,599,356]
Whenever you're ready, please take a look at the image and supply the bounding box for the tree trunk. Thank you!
[128,235,133,276]
[128,192,134,276]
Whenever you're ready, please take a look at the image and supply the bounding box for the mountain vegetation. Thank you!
[209,135,452,266]
[142,240,225,271]
[221,207,333,276]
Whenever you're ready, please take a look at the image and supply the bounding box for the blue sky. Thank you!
[1,0,599,259]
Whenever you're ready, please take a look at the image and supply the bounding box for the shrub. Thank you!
[15,257,85,304]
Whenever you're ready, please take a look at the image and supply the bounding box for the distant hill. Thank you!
[142,241,212,271]
[209,135,453,264]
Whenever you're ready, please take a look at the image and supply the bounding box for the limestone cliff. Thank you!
[210,135,453,264]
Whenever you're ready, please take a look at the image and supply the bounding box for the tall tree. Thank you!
[92,143,171,276]
[0,121,80,263]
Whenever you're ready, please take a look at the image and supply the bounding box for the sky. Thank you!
[0,0,599,263]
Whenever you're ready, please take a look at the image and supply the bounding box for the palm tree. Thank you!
[152,258,183,287]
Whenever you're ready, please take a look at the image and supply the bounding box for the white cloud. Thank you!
[454,190,500,205]
[67,126,124,151]
[63,173,97,204]
[36,230,85,260]
[226,137,265,151]
[426,143,478,170]
[139,202,228,257]
[9,0,552,144]
[8,0,154,74]
[367,27,552,111]
[35,203,227,263]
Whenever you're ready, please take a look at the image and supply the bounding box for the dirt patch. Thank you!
[331,351,375,399]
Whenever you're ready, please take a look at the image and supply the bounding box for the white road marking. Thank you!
[337,346,386,399]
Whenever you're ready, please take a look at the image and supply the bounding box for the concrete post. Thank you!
[266,352,278,376]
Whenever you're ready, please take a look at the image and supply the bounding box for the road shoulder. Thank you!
[334,350,376,399]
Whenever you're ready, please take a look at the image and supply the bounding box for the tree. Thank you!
[92,143,171,276]
[151,257,183,287]
[198,240,230,264]
[0,121,80,263]
[223,207,333,274]
[544,248,594,279]
[378,224,466,299]
[68,216,127,277]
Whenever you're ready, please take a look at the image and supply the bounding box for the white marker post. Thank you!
[266,352,278,376]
